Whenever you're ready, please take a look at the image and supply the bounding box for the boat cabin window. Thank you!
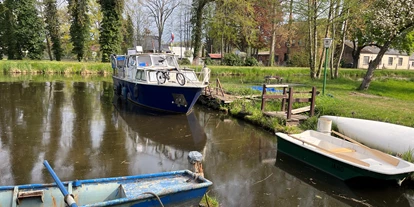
[128,56,136,67]
[148,71,157,82]
[137,56,151,67]
[135,70,147,81]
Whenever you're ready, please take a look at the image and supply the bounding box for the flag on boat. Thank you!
[170,32,175,43]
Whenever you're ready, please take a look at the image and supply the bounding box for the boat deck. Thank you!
[121,175,197,198]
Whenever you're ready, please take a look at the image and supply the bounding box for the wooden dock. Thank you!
[260,84,318,126]
[199,79,318,126]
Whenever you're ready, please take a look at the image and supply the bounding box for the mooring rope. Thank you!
[141,192,165,207]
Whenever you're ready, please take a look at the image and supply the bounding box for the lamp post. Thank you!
[322,38,332,96]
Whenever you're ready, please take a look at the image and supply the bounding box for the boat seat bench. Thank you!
[330,147,355,153]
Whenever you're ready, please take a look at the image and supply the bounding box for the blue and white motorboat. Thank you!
[0,161,212,207]
[111,51,210,114]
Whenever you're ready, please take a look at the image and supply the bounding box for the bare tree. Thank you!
[144,0,179,52]
[125,0,151,47]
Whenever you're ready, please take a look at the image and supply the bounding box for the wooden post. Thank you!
[310,86,316,117]
[281,87,287,111]
[216,78,218,95]
[217,79,225,96]
[261,84,267,112]
[287,87,293,119]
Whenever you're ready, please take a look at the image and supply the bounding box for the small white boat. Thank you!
[322,116,414,156]
[276,130,414,183]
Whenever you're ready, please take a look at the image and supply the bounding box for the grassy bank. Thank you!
[201,65,414,80]
[205,67,414,134]
[0,60,110,74]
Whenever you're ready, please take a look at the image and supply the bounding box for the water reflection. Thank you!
[112,97,207,175]
[275,152,412,207]
[1,78,413,207]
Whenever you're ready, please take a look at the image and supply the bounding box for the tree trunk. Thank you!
[286,0,293,64]
[311,0,318,78]
[307,0,315,78]
[359,41,391,90]
[334,9,349,78]
[269,0,278,67]
[317,0,332,77]
[192,0,212,65]
[269,27,276,66]
[351,41,364,69]
[45,34,53,61]
[158,32,162,52]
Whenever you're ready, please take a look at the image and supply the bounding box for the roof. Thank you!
[344,40,408,56]
[208,54,222,59]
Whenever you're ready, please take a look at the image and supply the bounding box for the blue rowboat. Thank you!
[111,52,210,114]
[0,170,212,207]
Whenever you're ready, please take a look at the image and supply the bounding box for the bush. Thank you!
[288,50,309,67]
[222,53,242,66]
[244,57,258,66]
[204,58,221,66]
[204,57,214,65]
[178,58,191,65]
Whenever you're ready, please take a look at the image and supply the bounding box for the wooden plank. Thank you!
[331,148,356,153]
[288,135,370,167]
[291,106,311,114]
[332,130,400,166]
[263,94,288,99]
[265,84,289,88]
[291,98,312,103]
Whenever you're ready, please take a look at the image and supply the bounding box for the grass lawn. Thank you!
[205,66,414,132]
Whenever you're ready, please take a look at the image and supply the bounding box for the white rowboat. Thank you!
[276,130,414,183]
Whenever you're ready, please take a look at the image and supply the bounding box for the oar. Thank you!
[332,130,400,166]
[43,160,78,207]
[287,134,370,167]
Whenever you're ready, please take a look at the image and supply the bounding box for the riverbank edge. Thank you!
[197,95,291,134]
[1,60,111,74]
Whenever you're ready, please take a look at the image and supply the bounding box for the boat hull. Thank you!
[276,133,412,181]
[0,170,212,207]
[113,77,204,114]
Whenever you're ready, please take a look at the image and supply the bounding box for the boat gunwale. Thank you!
[276,130,414,175]
[0,170,212,191]
[112,76,207,89]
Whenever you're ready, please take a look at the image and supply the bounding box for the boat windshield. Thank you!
[151,55,178,68]
[137,56,151,67]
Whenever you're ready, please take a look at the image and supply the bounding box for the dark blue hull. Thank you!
[113,77,204,114]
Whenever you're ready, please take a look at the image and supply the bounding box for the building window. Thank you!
[363,56,370,65]
[388,57,393,66]
[412,62,414,67]
[398,58,403,66]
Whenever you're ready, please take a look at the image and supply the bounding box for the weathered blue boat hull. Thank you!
[113,77,204,114]
[0,170,212,207]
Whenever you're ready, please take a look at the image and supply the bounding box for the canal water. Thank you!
[0,75,413,207]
